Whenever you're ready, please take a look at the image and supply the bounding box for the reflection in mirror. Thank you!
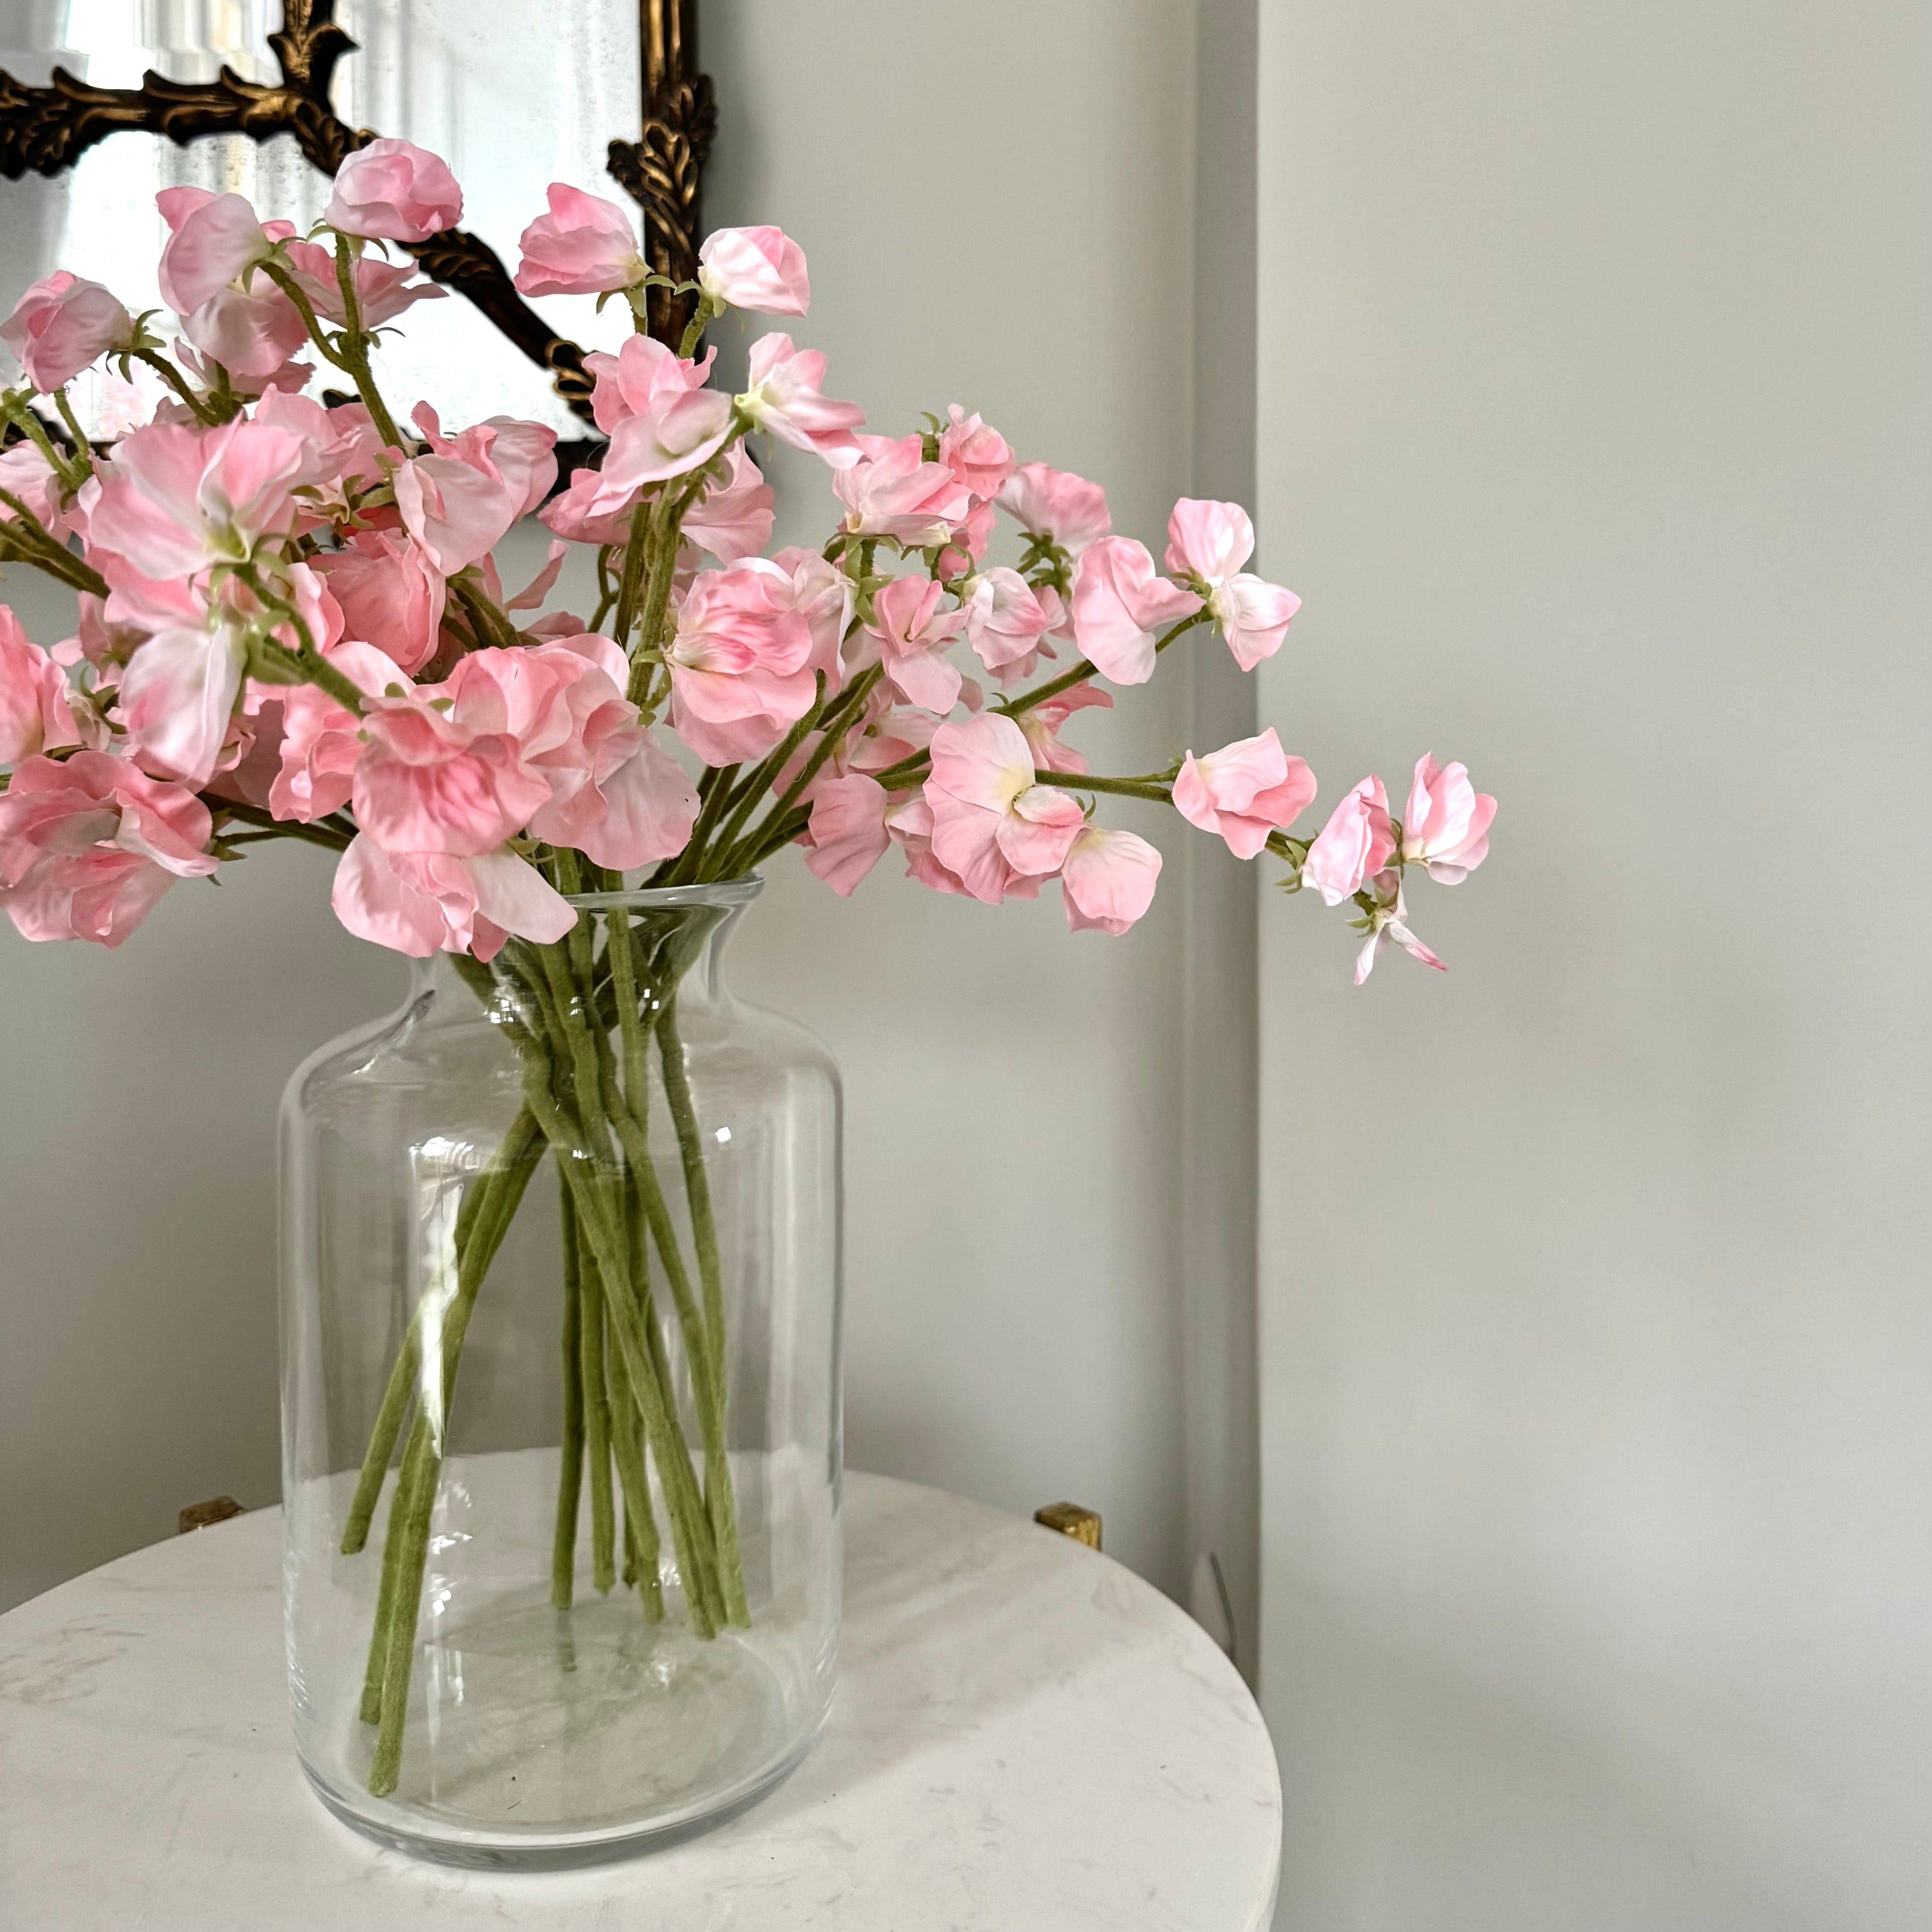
[0,0,646,436]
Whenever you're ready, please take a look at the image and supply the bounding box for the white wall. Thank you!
[1257,2,1932,1927]
[2,1,1235,1611]
[703,0,1203,1604]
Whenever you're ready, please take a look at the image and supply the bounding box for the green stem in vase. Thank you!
[551,1171,586,1611]
[361,1126,545,1797]
[575,1173,619,1596]
[340,1115,538,1557]
[656,994,749,1627]
[512,1050,725,1638]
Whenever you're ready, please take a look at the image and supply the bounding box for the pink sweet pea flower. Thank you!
[938,406,1014,501]
[586,335,716,434]
[1302,775,1396,906]
[85,417,314,581]
[588,345,734,500]
[515,183,646,296]
[924,711,1085,903]
[771,546,856,690]
[996,462,1112,555]
[696,225,810,316]
[935,497,995,583]
[1016,680,1109,775]
[353,682,554,858]
[0,443,64,535]
[1353,869,1446,984]
[883,792,971,898]
[251,391,388,504]
[331,835,573,960]
[2,272,134,392]
[282,239,443,329]
[314,529,447,674]
[539,467,636,547]
[682,445,775,562]
[179,283,311,383]
[112,618,250,787]
[959,566,1051,681]
[0,610,82,766]
[1069,536,1202,685]
[801,772,890,896]
[868,575,964,714]
[325,138,463,242]
[0,749,216,947]
[152,186,308,384]
[734,334,864,469]
[1061,823,1162,935]
[1164,498,1301,672]
[832,433,975,545]
[155,188,285,315]
[268,640,410,822]
[1401,754,1496,883]
[1172,727,1317,860]
[446,635,699,870]
[393,407,558,575]
[666,560,818,764]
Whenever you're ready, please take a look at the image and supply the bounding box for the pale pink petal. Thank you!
[325,138,463,242]
[995,784,1084,876]
[116,625,247,787]
[1062,824,1162,934]
[802,773,890,896]
[697,225,810,316]
[1070,536,1202,685]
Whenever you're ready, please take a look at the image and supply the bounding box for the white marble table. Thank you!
[0,1472,1281,1930]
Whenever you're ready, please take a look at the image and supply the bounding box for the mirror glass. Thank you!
[0,0,645,436]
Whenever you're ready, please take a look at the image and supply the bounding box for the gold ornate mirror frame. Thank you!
[0,0,714,425]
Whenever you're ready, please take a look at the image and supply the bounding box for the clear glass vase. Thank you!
[278,879,842,1867]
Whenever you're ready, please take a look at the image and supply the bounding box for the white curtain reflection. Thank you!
[0,0,643,436]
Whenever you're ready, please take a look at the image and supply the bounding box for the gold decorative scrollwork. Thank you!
[0,0,715,425]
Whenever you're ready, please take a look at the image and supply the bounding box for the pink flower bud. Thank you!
[325,138,463,243]
[1,272,133,392]
[696,225,811,316]
[515,184,646,297]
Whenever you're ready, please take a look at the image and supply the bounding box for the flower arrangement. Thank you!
[0,140,1494,1798]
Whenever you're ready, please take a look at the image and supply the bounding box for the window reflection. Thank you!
[0,0,643,436]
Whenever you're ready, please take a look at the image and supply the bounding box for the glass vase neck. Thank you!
[407,875,763,1012]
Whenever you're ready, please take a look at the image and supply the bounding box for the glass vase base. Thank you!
[298,1597,827,1870]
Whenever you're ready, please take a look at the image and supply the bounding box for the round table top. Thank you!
[0,1471,1280,1931]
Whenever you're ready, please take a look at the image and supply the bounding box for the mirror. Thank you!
[0,0,711,440]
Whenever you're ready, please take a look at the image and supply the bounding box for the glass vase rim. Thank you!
[561,875,764,913]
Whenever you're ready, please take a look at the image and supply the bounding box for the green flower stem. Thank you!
[330,238,407,452]
[655,994,748,1625]
[705,678,825,872]
[1031,771,1176,803]
[662,764,742,884]
[717,664,885,876]
[518,1059,724,1638]
[564,955,736,1633]
[359,1424,426,1726]
[488,945,724,1626]
[624,470,714,705]
[559,929,740,1621]
[452,573,522,652]
[550,1171,586,1610]
[0,489,107,597]
[576,1187,619,1596]
[49,389,94,482]
[584,1216,665,1624]
[340,1110,539,1556]
[363,1122,545,1796]
[125,346,219,424]
[610,495,655,652]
